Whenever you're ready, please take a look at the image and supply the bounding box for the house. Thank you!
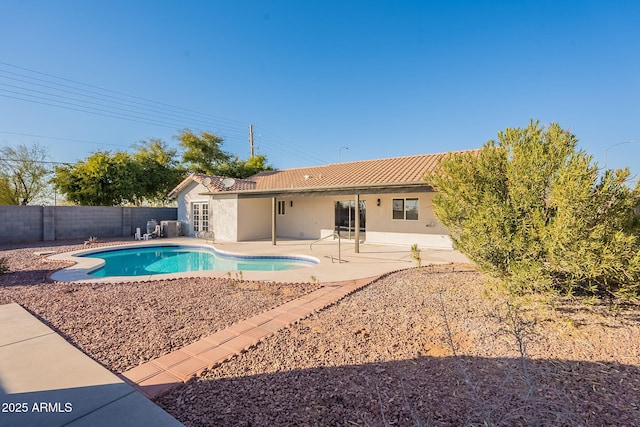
[168,151,468,250]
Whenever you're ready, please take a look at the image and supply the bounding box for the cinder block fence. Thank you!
[0,206,177,244]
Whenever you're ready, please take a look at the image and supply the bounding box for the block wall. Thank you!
[0,206,177,244]
[0,206,44,243]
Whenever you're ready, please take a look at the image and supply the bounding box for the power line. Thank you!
[0,61,331,166]
[253,126,329,165]
[0,157,70,165]
[0,78,246,135]
[0,63,249,140]
[0,131,130,149]
[0,62,248,128]
[0,85,247,138]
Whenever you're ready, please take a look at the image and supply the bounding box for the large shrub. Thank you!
[427,120,640,297]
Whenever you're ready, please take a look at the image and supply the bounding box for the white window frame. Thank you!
[192,201,209,232]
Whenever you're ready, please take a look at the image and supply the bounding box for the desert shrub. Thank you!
[427,120,640,297]
[410,243,422,268]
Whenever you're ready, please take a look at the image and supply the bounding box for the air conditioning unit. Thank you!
[160,221,182,238]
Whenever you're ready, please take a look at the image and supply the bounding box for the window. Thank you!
[277,200,286,215]
[405,198,419,220]
[192,202,209,232]
[392,199,405,220]
[392,198,419,220]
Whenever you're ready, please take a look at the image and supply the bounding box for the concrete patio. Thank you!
[48,237,470,283]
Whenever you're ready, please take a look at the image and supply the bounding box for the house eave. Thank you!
[198,181,434,199]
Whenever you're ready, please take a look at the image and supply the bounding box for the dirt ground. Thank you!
[1,240,639,426]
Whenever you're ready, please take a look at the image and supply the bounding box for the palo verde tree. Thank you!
[0,143,51,205]
[427,120,640,297]
[177,129,273,178]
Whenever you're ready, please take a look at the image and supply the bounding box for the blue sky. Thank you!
[0,1,638,180]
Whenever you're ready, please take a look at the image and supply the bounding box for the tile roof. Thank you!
[168,173,256,198]
[202,174,257,191]
[247,151,470,190]
[168,150,477,197]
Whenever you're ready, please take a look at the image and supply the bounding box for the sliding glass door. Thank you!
[334,200,366,240]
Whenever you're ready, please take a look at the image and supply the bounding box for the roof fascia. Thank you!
[202,182,434,199]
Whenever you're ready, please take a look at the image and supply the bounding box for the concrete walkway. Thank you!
[122,276,379,399]
[0,303,183,427]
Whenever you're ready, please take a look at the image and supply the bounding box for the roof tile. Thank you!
[248,151,468,190]
[168,150,476,197]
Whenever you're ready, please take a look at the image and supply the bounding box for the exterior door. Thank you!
[192,202,209,234]
[334,200,366,240]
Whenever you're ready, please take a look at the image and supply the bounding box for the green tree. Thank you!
[53,141,186,206]
[132,139,185,205]
[427,120,640,297]
[178,129,231,174]
[53,151,138,206]
[0,143,51,205]
[214,154,273,178]
[177,129,273,178]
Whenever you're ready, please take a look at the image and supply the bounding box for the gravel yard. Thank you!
[0,239,319,372]
[1,240,639,426]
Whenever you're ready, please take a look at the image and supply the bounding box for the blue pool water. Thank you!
[82,245,318,277]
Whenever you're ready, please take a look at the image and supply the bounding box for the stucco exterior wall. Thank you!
[173,185,452,249]
[274,196,334,240]
[365,192,452,248]
[366,231,453,249]
[211,195,238,241]
[365,192,446,234]
[177,181,210,236]
[269,192,451,248]
[237,198,271,240]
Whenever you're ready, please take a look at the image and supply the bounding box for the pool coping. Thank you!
[47,241,321,284]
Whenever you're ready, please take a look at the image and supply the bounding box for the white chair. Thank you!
[134,228,142,240]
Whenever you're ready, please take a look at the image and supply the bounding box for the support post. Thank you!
[338,226,341,262]
[271,197,277,245]
[354,194,360,253]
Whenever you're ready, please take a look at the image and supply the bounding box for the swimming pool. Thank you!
[82,245,319,277]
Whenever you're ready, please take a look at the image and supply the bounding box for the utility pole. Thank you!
[249,124,255,159]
